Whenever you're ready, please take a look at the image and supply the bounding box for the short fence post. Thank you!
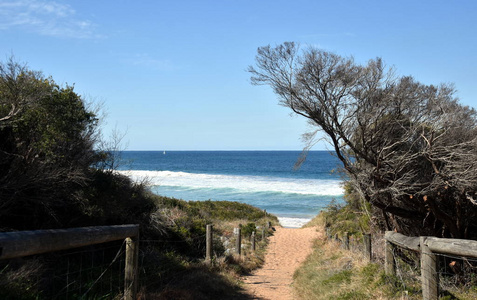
[268,221,272,229]
[251,232,256,252]
[343,232,349,250]
[364,233,372,261]
[124,235,139,300]
[385,239,395,276]
[235,227,242,255]
[420,237,438,300]
[261,228,265,241]
[206,224,213,263]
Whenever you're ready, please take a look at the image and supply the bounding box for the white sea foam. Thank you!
[117,170,344,196]
[278,217,311,228]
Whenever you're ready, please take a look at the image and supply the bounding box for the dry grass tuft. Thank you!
[293,227,395,300]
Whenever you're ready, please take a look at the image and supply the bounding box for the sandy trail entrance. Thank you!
[242,226,321,300]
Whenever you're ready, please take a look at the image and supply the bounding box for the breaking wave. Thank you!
[117,170,344,196]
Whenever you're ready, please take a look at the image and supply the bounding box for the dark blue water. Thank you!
[118,151,345,227]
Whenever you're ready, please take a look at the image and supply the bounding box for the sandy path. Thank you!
[242,226,321,300]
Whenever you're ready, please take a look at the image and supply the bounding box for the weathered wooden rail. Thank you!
[327,229,477,299]
[0,224,139,300]
[1,222,269,298]
[385,231,477,300]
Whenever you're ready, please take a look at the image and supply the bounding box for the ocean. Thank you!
[117,151,345,228]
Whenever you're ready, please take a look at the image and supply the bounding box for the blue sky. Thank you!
[1,1,476,150]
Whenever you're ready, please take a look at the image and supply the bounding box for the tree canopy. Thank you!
[249,42,477,238]
[0,58,99,229]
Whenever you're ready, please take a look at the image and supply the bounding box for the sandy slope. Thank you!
[241,226,321,300]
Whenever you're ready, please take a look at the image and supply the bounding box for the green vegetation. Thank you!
[251,42,477,239]
[304,182,371,240]
[293,236,391,299]
[0,181,278,299]
[294,227,477,299]
[0,58,278,299]
[298,186,477,300]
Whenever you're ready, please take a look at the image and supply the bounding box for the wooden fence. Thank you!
[385,231,477,300]
[1,222,268,298]
[327,229,477,300]
[0,224,139,300]
[206,223,269,261]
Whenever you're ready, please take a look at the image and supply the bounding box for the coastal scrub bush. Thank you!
[250,42,477,239]
[0,58,100,230]
[241,222,257,237]
[307,182,370,239]
[187,200,275,222]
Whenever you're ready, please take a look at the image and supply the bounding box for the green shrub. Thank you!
[242,222,257,237]
[320,182,371,238]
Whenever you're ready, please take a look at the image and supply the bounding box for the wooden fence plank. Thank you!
[426,237,477,258]
[0,225,139,260]
[384,231,420,252]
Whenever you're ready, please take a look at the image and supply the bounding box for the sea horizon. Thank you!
[117,150,345,228]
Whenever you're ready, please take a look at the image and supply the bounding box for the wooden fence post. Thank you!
[251,231,256,252]
[343,232,350,250]
[420,237,438,300]
[235,227,242,255]
[364,233,372,261]
[262,228,265,241]
[206,224,213,263]
[124,235,139,300]
[385,239,395,276]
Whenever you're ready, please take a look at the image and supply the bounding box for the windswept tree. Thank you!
[0,58,100,229]
[249,42,477,238]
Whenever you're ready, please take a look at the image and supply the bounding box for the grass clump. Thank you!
[321,269,353,286]
[293,229,398,300]
[300,182,477,299]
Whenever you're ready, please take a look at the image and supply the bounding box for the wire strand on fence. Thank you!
[44,240,127,299]
[81,239,126,298]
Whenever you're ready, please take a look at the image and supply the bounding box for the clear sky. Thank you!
[1,1,476,150]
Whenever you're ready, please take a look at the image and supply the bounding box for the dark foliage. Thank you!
[250,42,477,238]
[0,59,99,230]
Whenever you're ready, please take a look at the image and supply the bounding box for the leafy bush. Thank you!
[0,59,99,230]
[318,182,371,238]
[241,222,257,237]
